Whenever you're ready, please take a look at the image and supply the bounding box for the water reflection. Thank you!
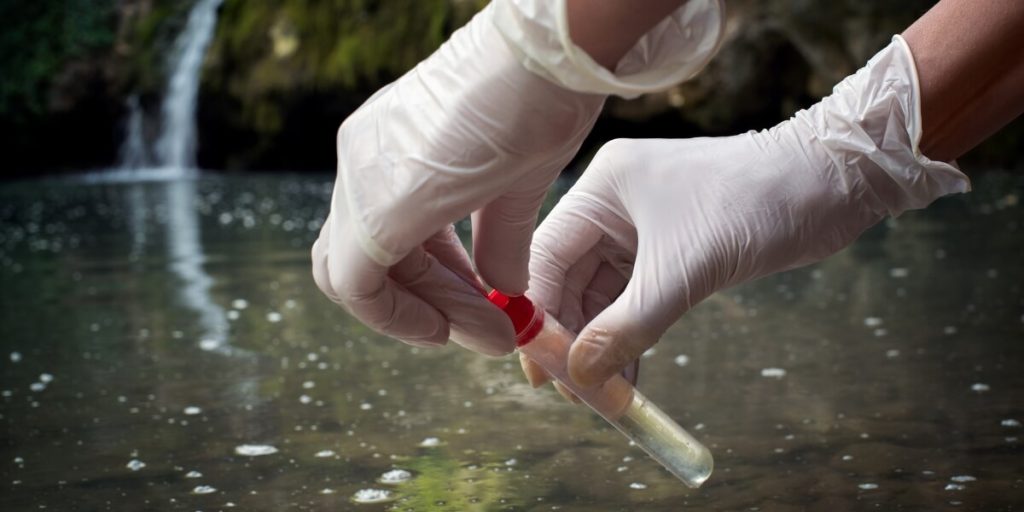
[163,178,230,352]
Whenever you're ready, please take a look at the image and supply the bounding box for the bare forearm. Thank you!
[566,0,687,70]
[902,0,1024,162]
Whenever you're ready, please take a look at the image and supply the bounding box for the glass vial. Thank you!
[488,291,713,488]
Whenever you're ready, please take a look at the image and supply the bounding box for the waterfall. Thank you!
[154,0,223,170]
[118,95,151,169]
[103,0,232,354]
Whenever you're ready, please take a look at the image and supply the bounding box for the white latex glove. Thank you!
[312,0,723,355]
[525,36,970,388]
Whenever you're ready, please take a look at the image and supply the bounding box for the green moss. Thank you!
[0,0,117,117]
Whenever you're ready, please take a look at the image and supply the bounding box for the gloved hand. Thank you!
[524,36,970,388]
[312,0,723,355]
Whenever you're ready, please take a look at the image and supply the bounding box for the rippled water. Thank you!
[1,172,1022,511]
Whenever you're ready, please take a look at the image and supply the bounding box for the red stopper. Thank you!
[487,290,544,346]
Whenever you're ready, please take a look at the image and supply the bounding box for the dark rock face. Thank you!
[2,0,1020,175]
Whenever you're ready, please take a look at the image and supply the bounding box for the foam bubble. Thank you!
[864,317,883,327]
[234,444,278,456]
[199,339,221,351]
[379,469,412,485]
[351,488,394,504]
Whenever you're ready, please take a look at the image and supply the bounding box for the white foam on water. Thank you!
[418,437,441,448]
[320,488,335,494]
[674,354,690,367]
[126,459,146,471]
[185,470,202,478]
[1001,419,1020,427]
[232,299,248,309]
[267,312,282,323]
[351,488,394,504]
[761,368,787,379]
[39,373,53,383]
[29,382,45,392]
[360,403,372,410]
[192,485,217,494]
[629,482,647,490]
[949,475,976,483]
[184,406,201,415]
[10,352,22,363]
[314,450,336,458]
[864,317,883,327]
[199,339,221,351]
[379,469,412,485]
[858,483,878,490]
[889,268,909,278]
[970,383,990,393]
[945,483,966,491]
[302,380,315,389]
[235,444,278,456]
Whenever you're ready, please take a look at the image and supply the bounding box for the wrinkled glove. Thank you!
[525,35,970,387]
[312,0,723,355]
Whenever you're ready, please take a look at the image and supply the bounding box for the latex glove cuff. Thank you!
[493,0,725,98]
[808,35,970,216]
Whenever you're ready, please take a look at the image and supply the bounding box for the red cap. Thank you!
[487,290,543,346]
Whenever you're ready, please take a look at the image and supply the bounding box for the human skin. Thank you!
[524,0,1024,393]
[566,0,688,70]
[525,0,689,390]
[903,0,1024,161]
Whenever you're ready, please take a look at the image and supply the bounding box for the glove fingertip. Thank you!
[400,337,448,349]
[553,381,582,404]
[519,352,550,388]
[567,326,624,389]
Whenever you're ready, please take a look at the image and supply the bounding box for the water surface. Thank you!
[1,172,1022,511]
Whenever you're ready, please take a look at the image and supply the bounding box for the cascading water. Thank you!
[109,0,231,354]
[118,0,222,172]
[155,0,223,171]
[118,95,151,169]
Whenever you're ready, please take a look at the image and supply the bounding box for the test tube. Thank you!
[488,290,713,488]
